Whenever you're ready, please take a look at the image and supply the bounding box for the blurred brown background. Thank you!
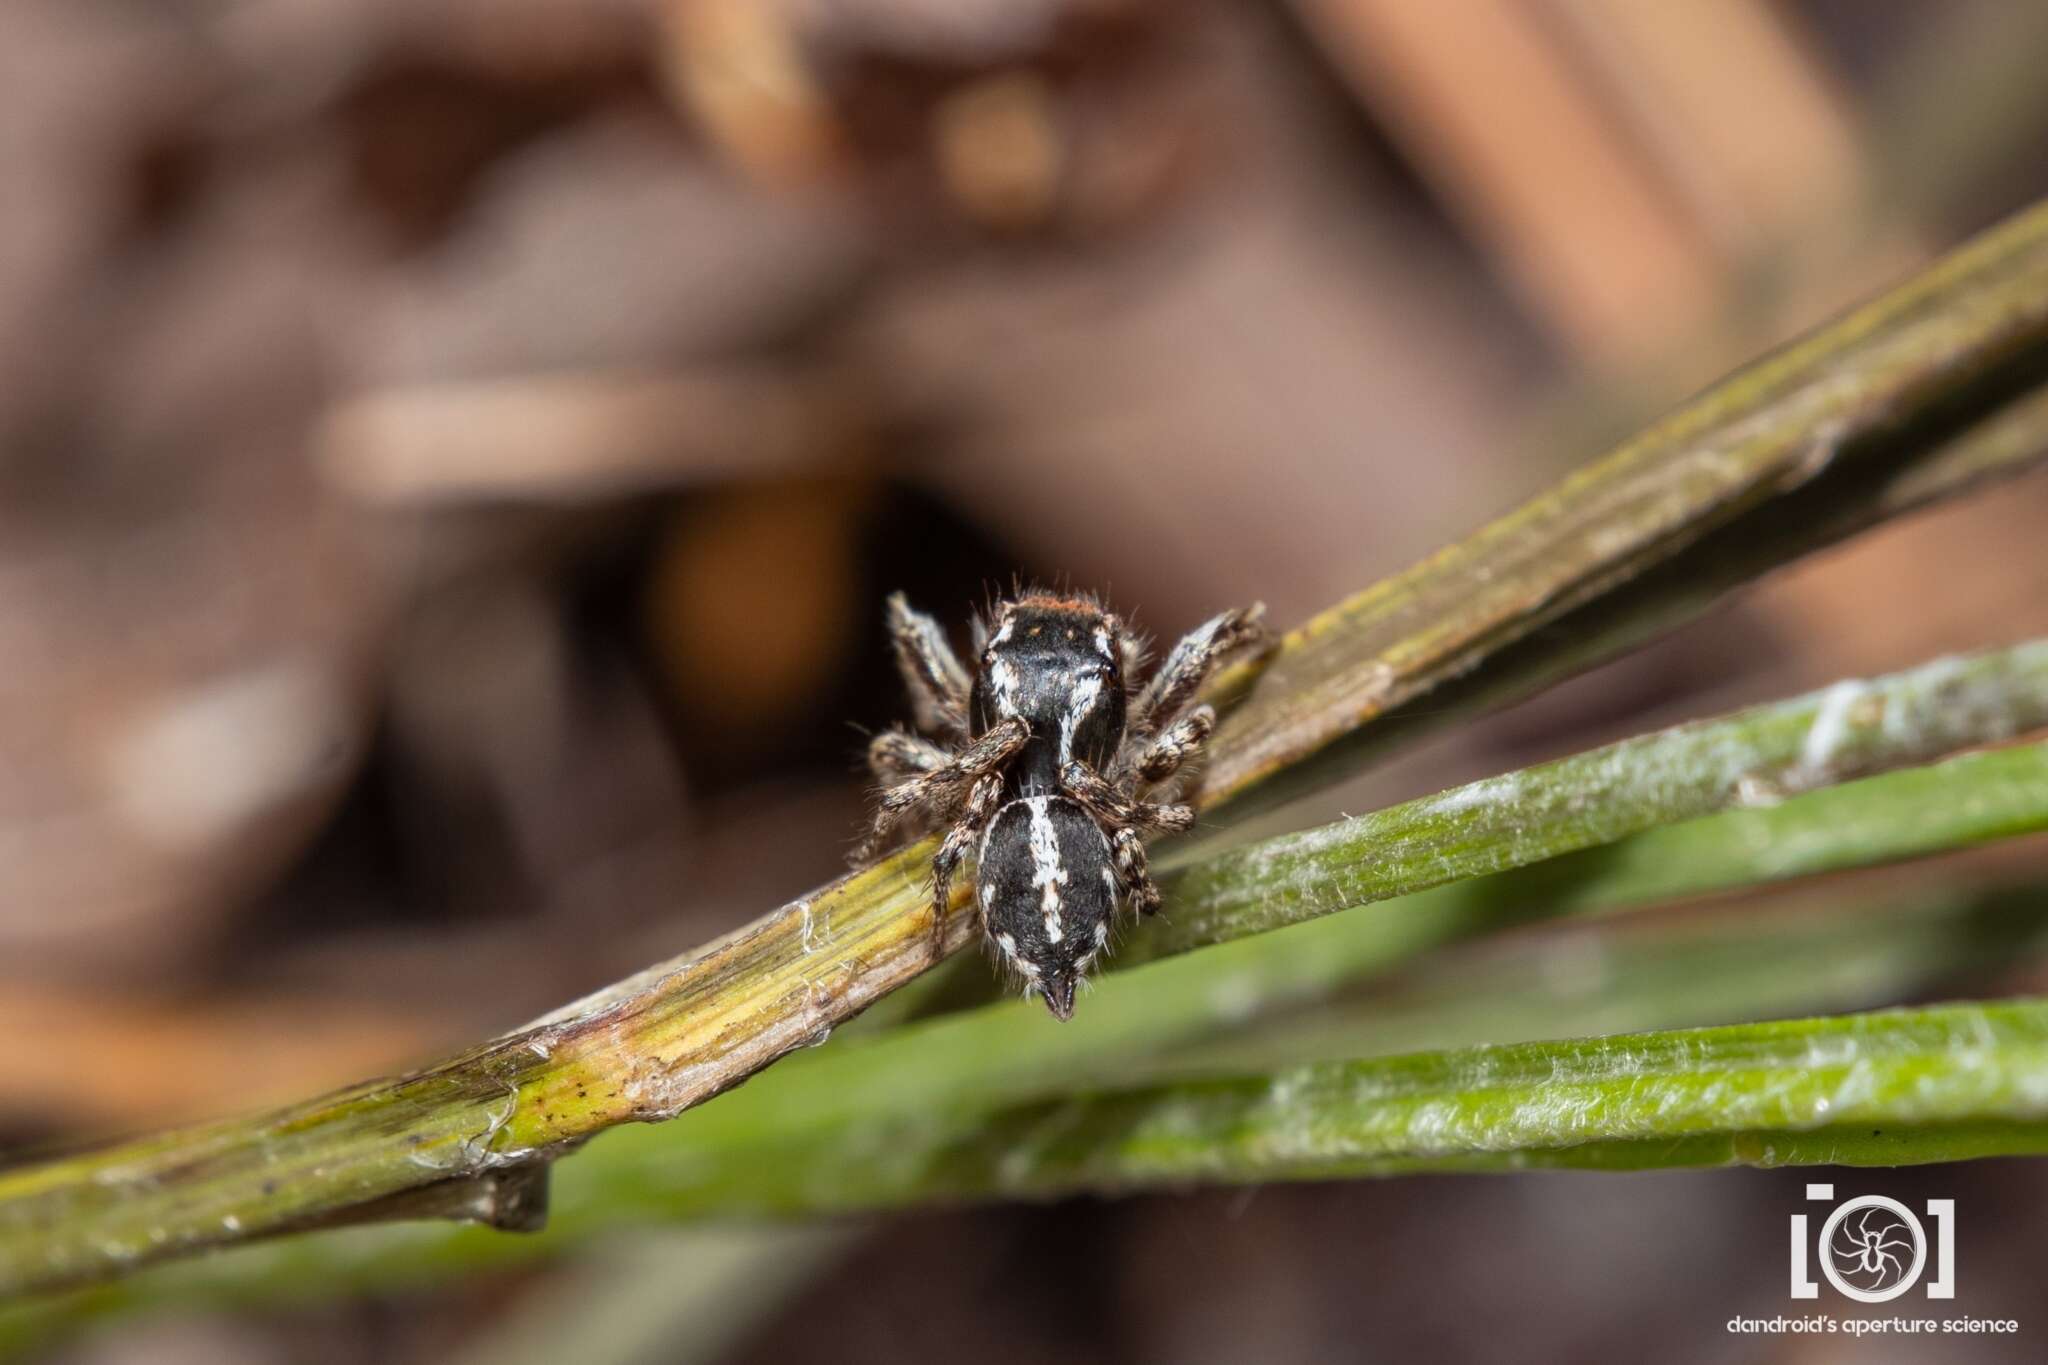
[8,1,2048,1361]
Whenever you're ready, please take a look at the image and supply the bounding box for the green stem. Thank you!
[6,768,2043,1345]
[1168,877,2048,1073]
[1150,641,2048,958]
[763,1002,2048,1199]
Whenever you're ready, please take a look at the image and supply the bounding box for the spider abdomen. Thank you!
[976,794,1116,1020]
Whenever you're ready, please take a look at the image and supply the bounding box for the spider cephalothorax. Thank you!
[853,589,1264,1018]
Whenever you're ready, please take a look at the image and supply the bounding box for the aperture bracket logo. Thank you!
[1791,1185,1955,1302]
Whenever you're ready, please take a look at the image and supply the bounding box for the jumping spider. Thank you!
[853,589,1265,1019]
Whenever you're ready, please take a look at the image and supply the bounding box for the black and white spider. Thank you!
[852,589,1264,1019]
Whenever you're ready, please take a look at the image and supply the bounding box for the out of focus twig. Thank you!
[316,367,861,507]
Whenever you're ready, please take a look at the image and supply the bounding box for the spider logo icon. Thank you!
[1817,1196,1927,1303]
[1790,1187,1954,1302]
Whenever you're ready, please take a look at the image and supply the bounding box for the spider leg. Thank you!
[1060,759,1197,835]
[1117,704,1216,790]
[887,593,972,738]
[931,773,1002,966]
[866,727,949,784]
[850,717,1027,865]
[1110,825,1163,916]
[1117,621,1147,684]
[1131,800,1195,834]
[1123,603,1265,751]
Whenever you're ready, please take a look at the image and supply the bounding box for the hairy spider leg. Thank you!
[887,593,972,738]
[1059,758,1197,835]
[1110,825,1161,916]
[1123,604,1264,748]
[865,727,951,783]
[1123,703,1217,790]
[850,717,1027,864]
[931,773,1003,965]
